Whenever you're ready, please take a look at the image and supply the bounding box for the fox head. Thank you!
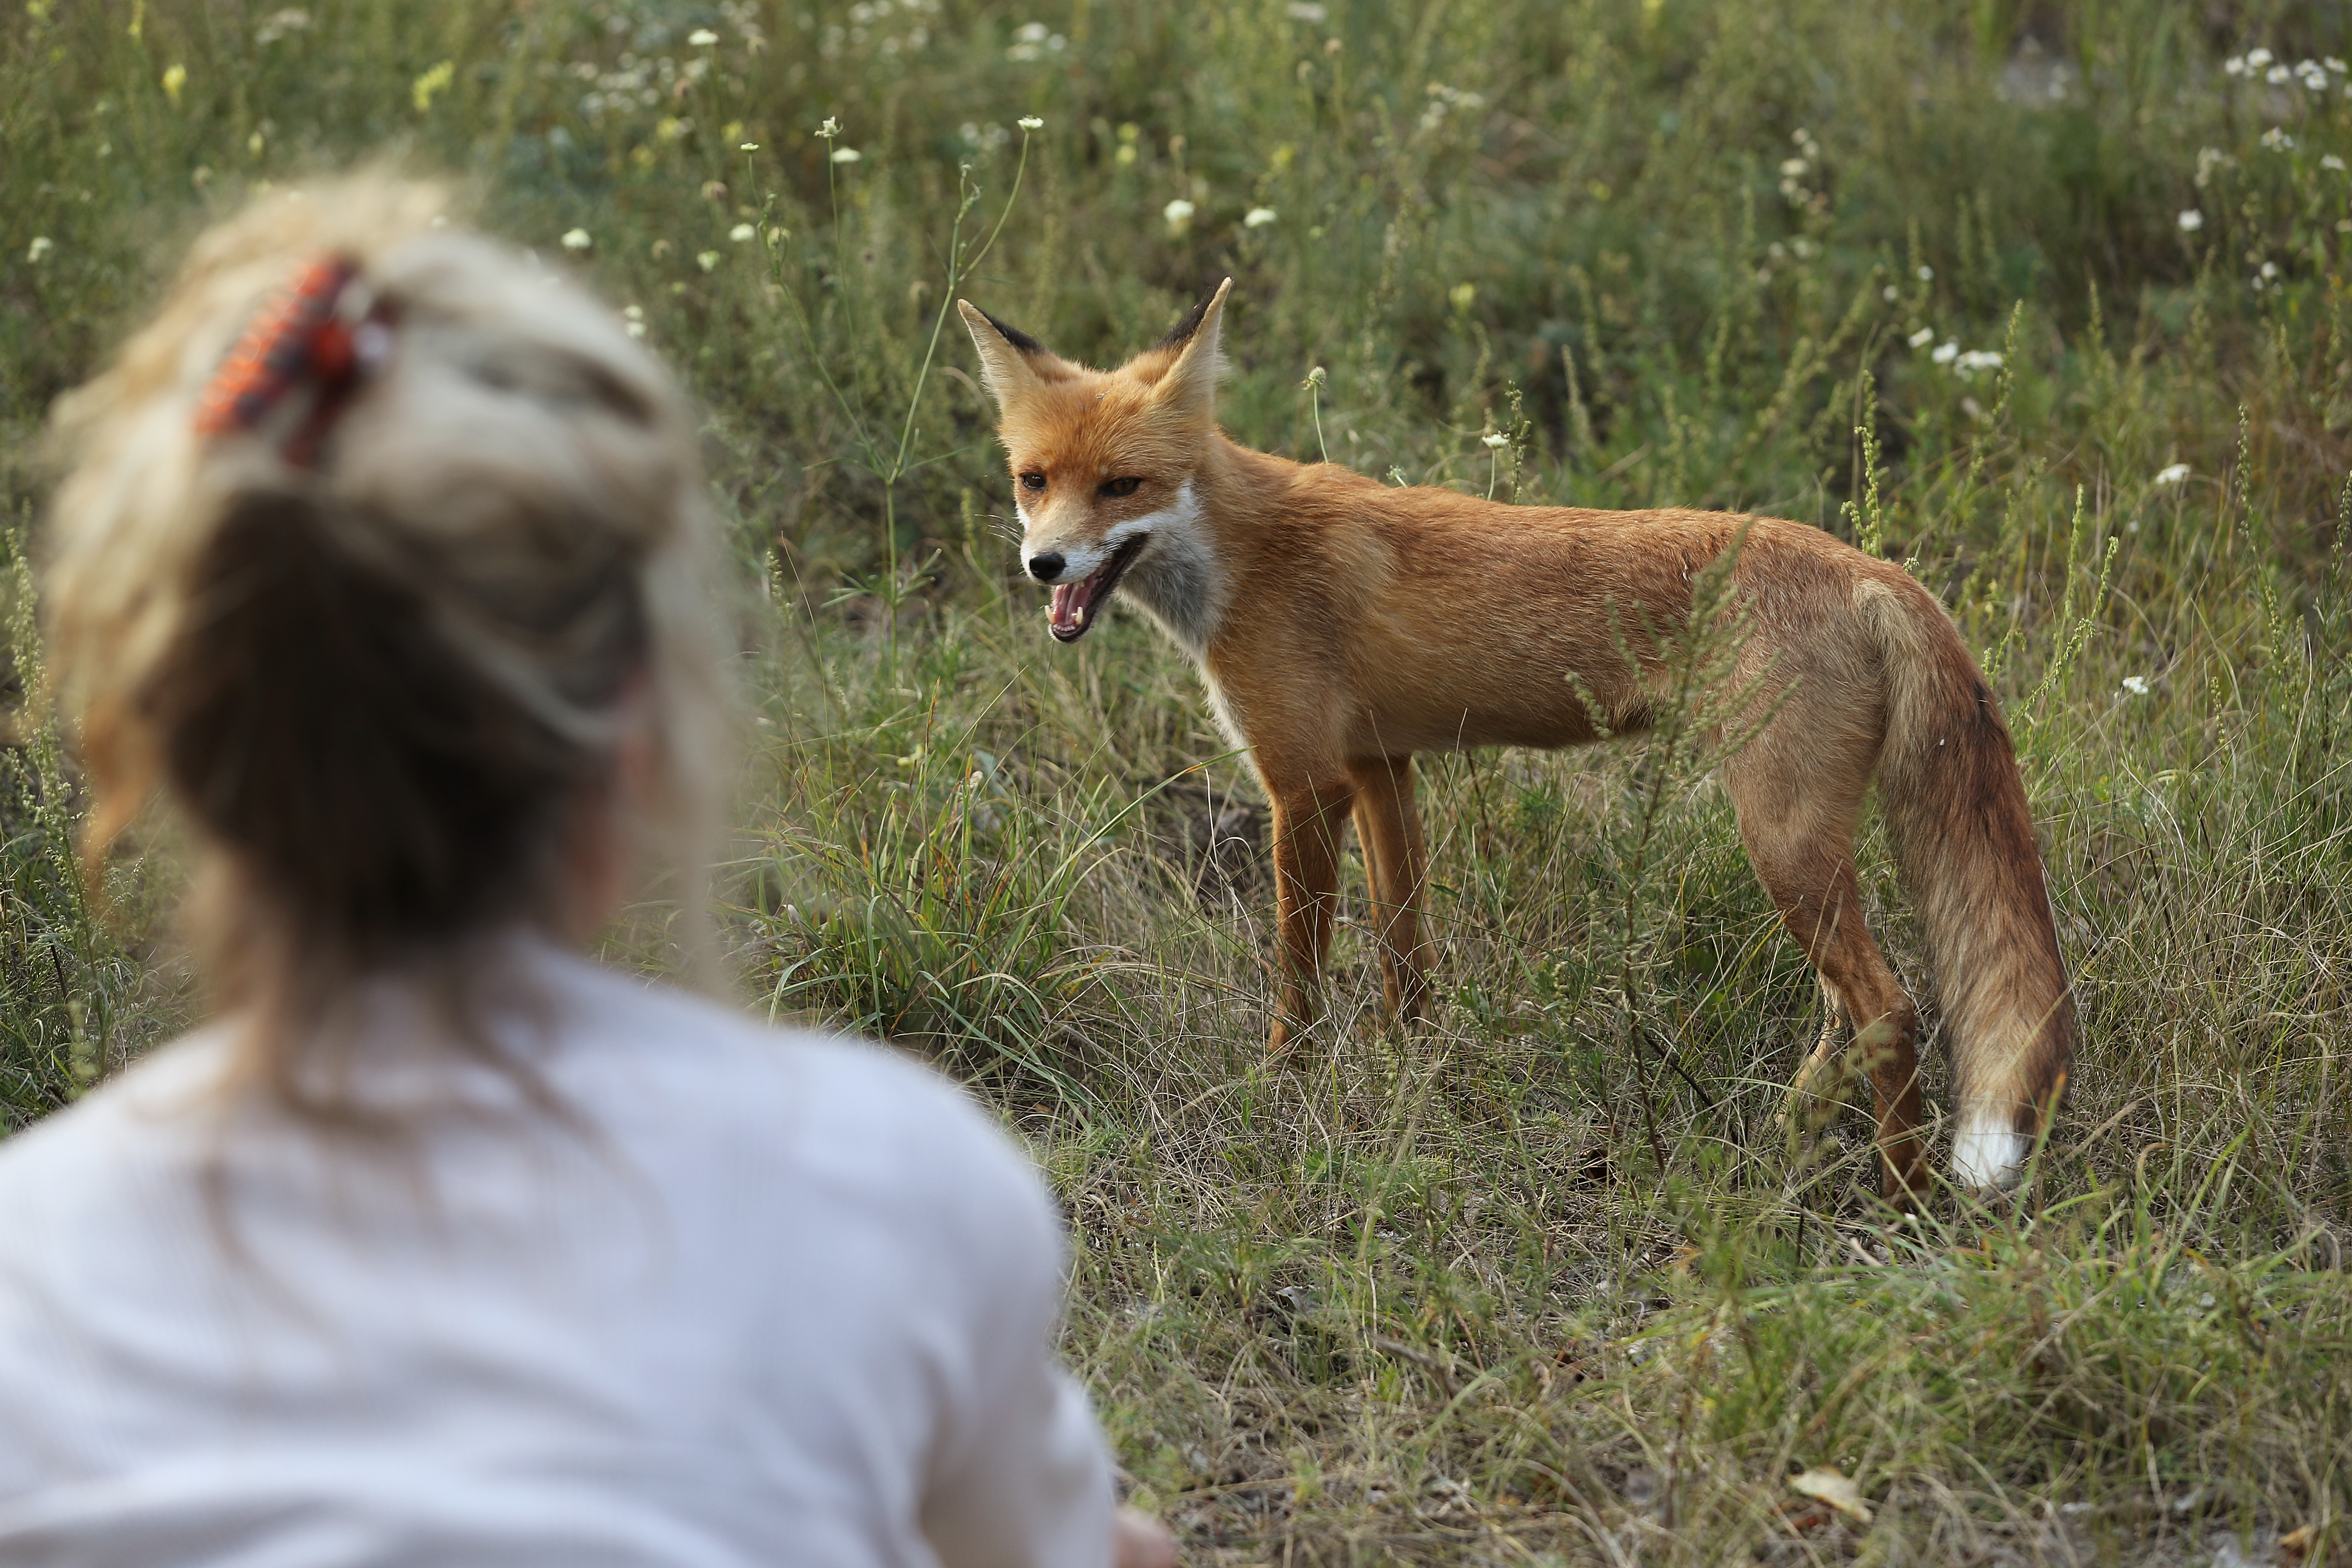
[957,279,1231,646]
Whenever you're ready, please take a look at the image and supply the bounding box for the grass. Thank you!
[6,0,2352,1560]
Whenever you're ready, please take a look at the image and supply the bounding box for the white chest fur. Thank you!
[1113,481,1224,661]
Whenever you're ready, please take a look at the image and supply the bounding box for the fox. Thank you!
[957,279,2074,1199]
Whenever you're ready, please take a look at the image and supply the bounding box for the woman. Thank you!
[0,177,1172,1568]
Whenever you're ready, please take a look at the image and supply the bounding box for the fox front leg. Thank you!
[1348,755,1432,1025]
[1265,777,1356,1051]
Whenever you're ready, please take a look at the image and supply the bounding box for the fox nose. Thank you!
[1027,552,1066,582]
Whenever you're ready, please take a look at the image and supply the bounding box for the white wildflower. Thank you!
[1882,285,1899,300]
[687,28,718,46]
[1004,20,1064,59]
[2119,675,2150,697]
[1481,432,1508,449]
[1931,340,1958,364]
[2266,64,2291,84]
[817,116,841,138]
[740,141,760,151]
[2261,127,2294,151]
[1244,206,1277,227]
[1162,197,1195,224]
[2177,209,2203,232]
[1953,349,2003,377]
[254,8,310,45]
[1286,0,1327,18]
[729,222,756,241]
[696,250,720,271]
[2224,55,2246,76]
[2261,260,2281,278]
[560,227,592,251]
[26,236,53,263]
[831,146,861,162]
[1017,115,1043,130]
[2324,155,2347,172]
[1908,326,1936,347]
[2248,47,2273,68]
[2330,57,2348,73]
[2153,462,2190,485]
[1779,156,1809,178]
[1916,264,1933,281]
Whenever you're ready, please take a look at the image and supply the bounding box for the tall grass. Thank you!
[5,0,2351,1559]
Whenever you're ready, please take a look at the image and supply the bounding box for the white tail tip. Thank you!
[1952,1109,2028,1191]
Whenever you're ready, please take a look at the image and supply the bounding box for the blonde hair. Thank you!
[44,175,729,1115]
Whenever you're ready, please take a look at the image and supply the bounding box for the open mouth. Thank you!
[1047,536,1146,643]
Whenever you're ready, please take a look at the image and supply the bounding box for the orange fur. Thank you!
[959,283,2075,1198]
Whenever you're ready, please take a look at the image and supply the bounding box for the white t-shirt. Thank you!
[0,945,1113,1566]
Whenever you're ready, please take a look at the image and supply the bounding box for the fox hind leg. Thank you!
[1725,750,1928,1204]
[1782,980,1852,1150]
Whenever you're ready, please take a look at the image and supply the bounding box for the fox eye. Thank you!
[1019,472,1047,491]
[1100,476,1142,498]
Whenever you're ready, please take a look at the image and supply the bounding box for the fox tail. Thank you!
[1865,580,2075,1190]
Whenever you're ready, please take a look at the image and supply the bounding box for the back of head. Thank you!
[44,175,727,1112]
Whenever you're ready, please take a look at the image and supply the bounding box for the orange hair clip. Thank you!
[193,255,383,466]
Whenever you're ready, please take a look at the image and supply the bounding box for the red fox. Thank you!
[958,280,2073,1198]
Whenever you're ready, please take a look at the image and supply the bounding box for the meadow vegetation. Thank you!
[5,0,2352,1561]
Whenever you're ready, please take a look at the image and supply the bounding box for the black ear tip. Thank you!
[1155,282,1230,353]
[976,307,1045,355]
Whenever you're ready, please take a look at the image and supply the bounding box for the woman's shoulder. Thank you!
[0,954,1053,1250]
[551,951,985,1119]
[547,954,1057,1238]
[0,1026,239,1181]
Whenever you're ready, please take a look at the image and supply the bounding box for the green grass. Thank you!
[7,0,2352,1561]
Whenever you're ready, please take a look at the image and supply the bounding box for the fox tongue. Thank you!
[1049,581,1084,636]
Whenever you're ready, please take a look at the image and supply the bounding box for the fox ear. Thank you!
[958,300,1052,410]
[1152,278,1233,418]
